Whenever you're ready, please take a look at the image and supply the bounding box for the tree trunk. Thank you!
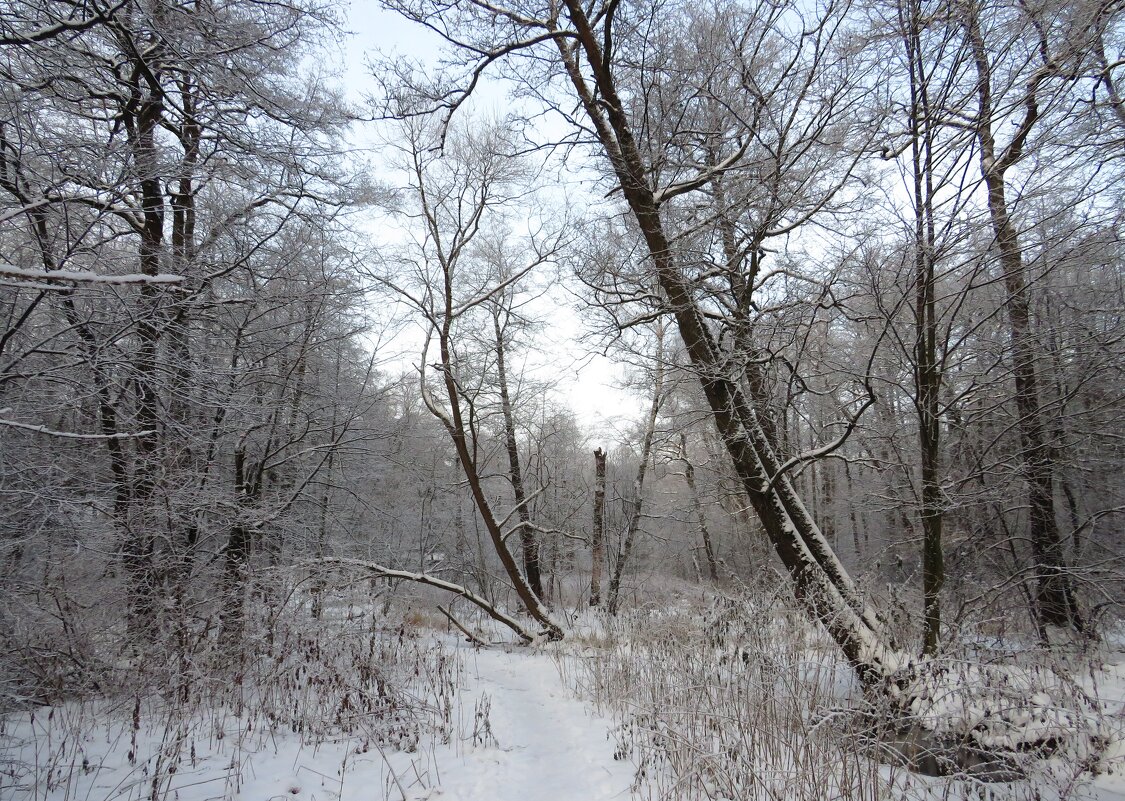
[555,2,897,680]
[964,6,1083,633]
[219,440,251,645]
[904,1,944,655]
[494,314,543,601]
[124,75,167,638]
[590,447,606,606]
[436,317,562,639]
[681,433,720,582]
[607,327,665,615]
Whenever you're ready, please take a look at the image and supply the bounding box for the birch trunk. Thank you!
[590,448,606,606]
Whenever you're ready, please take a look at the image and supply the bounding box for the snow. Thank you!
[0,264,184,286]
[1,640,635,801]
[0,415,156,439]
[5,602,1125,801]
[399,646,634,801]
[884,656,1120,765]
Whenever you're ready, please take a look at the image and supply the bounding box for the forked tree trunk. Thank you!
[555,0,897,681]
[964,5,1083,634]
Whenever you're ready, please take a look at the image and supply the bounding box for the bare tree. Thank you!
[959,0,1100,633]
[0,0,380,685]
[377,117,563,638]
[678,432,720,583]
[376,0,900,680]
[606,321,667,615]
[486,276,546,602]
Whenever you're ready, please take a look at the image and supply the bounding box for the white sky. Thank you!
[337,1,645,442]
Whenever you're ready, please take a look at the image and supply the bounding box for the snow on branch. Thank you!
[0,264,185,289]
[651,142,749,206]
[765,391,875,492]
[0,201,49,225]
[0,415,154,440]
[0,0,130,46]
[309,557,541,643]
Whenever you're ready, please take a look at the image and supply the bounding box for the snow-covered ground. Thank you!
[0,639,635,801]
[5,610,1125,801]
[390,646,635,801]
[229,645,635,801]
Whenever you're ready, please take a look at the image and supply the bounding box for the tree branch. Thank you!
[309,557,540,642]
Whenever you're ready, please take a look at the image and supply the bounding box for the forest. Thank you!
[1,0,1124,798]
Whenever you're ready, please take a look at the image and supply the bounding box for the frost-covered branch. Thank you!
[0,413,154,440]
[502,521,586,544]
[651,142,749,206]
[0,264,184,288]
[495,484,550,530]
[0,0,130,46]
[309,557,540,642]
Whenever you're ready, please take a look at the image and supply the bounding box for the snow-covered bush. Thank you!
[555,586,1124,800]
[0,585,465,800]
[874,653,1117,781]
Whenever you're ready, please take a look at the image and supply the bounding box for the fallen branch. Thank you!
[438,605,490,648]
[309,557,539,643]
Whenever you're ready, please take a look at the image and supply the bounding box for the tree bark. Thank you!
[435,298,562,639]
[904,0,944,655]
[964,5,1083,633]
[123,62,167,638]
[607,333,665,615]
[494,313,544,601]
[590,447,606,606]
[681,433,720,582]
[219,438,251,645]
[555,0,896,681]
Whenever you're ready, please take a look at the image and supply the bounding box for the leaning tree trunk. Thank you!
[555,1,897,682]
[436,318,562,639]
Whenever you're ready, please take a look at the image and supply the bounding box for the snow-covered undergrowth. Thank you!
[6,578,1125,801]
[0,594,465,800]
[553,586,1125,800]
[876,655,1114,781]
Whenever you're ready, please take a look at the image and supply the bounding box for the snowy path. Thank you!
[412,646,634,801]
[4,637,636,801]
[9,634,1125,801]
[243,642,638,801]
